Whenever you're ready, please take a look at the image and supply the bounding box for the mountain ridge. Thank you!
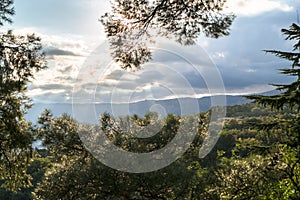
[26,94,255,124]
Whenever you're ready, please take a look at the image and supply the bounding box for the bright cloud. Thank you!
[26,32,92,103]
[224,0,294,16]
[17,0,299,104]
[26,28,292,104]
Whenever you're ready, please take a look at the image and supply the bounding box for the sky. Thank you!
[3,0,300,104]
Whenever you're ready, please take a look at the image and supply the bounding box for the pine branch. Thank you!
[264,50,300,67]
[248,23,300,112]
[282,23,300,50]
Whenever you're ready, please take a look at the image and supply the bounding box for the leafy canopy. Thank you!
[101,0,235,70]
[0,0,46,191]
[247,23,300,111]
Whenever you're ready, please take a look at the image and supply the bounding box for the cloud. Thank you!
[224,0,294,17]
[72,42,225,104]
[13,0,110,37]
[29,27,293,104]
[44,47,79,56]
[41,34,91,57]
[204,7,297,67]
[24,0,300,104]
[25,32,90,103]
[28,83,73,90]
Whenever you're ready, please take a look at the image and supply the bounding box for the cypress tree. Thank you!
[247,23,300,148]
[248,23,300,111]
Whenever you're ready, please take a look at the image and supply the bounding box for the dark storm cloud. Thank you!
[103,69,126,80]
[58,66,73,73]
[31,92,71,103]
[202,6,300,92]
[44,46,79,56]
[218,61,295,91]
[207,8,299,64]
[27,0,300,103]
[182,71,208,89]
[29,83,73,91]
[150,40,214,69]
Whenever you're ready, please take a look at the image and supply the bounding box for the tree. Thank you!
[209,154,282,200]
[0,0,14,26]
[34,111,211,199]
[247,23,300,146]
[101,0,235,70]
[245,23,300,199]
[33,103,299,199]
[248,23,300,111]
[0,0,46,191]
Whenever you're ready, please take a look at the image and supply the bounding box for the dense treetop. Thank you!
[101,0,235,69]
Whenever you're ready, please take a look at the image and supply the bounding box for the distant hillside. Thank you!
[26,94,251,124]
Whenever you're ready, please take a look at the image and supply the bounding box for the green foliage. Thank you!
[247,23,300,111]
[213,155,284,199]
[33,111,209,199]
[37,110,86,158]
[1,1,299,199]
[0,0,46,191]
[246,23,300,197]
[268,145,300,200]
[0,151,50,199]
[101,0,235,69]
[100,112,181,153]
[31,103,299,199]
[0,0,14,25]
